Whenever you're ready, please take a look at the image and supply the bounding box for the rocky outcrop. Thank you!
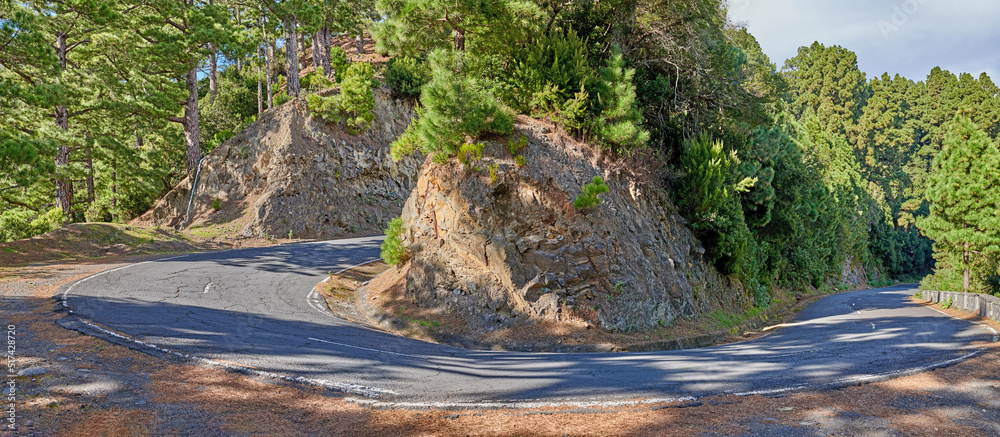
[133,89,422,239]
[398,117,749,333]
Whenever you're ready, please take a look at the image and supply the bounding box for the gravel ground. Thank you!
[2,258,999,436]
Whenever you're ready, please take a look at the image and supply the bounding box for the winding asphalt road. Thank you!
[59,237,998,408]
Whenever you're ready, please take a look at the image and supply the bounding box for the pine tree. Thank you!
[918,111,1000,292]
[593,49,649,152]
[782,42,868,139]
[390,49,513,160]
[372,0,530,56]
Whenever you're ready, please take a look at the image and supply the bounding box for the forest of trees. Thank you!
[2,0,998,298]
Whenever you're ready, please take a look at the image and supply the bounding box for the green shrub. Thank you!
[458,142,485,169]
[211,198,222,211]
[508,29,592,117]
[14,207,65,241]
[591,48,649,152]
[305,63,376,134]
[573,176,609,209]
[273,90,292,107]
[678,134,733,224]
[301,67,335,92]
[389,49,513,161]
[385,56,431,96]
[940,297,953,309]
[390,122,422,162]
[330,47,349,82]
[381,217,409,266]
[676,133,770,302]
[339,63,376,131]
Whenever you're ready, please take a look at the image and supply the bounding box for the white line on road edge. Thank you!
[305,257,380,321]
[732,298,1000,398]
[59,247,398,399]
[347,396,701,410]
[72,319,396,398]
[307,336,425,358]
[59,255,189,309]
[923,303,1000,342]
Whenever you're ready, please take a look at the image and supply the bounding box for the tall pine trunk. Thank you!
[284,16,300,97]
[321,24,332,78]
[183,67,201,172]
[54,105,72,221]
[208,47,218,104]
[298,31,306,71]
[54,32,72,222]
[207,0,218,104]
[260,13,273,109]
[84,147,94,203]
[963,242,970,292]
[257,54,263,114]
[312,30,322,74]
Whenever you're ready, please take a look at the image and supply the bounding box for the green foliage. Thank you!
[514,155,526,168]
[573,176,609,209]
[211,198,222,211]
[390,49,513,161]
[380,217,409,266]
[305,63,376,134]
[301,68,335,92]
[503,29,591,118]
[390,122,423,162]
[782,42,867,137]
[0,207,63,243]
[385,56,431,97]
[918,112,1000,292]
[677,134,755,225]
[940,297,953,310]
[592,49,650,152]
[507,135,527,155]
[488,163,499,184]
[458,142,484,168]
[273,90,292,107]
[330,47,349,82]
[913,291,923,300]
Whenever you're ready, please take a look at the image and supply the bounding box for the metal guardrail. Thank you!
[921,289,1000,322]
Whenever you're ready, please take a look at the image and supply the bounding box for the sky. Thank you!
[726,0,1000,82]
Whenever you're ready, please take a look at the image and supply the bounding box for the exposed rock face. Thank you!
[399,118,748,333]
[133,89,422,239]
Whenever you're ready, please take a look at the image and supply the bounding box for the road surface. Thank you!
[59,237,998,408]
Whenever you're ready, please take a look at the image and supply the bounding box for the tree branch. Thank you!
[65,38,92,53]
[164,18,188,32]
[0,195,40,212]
[67,107,98,118]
